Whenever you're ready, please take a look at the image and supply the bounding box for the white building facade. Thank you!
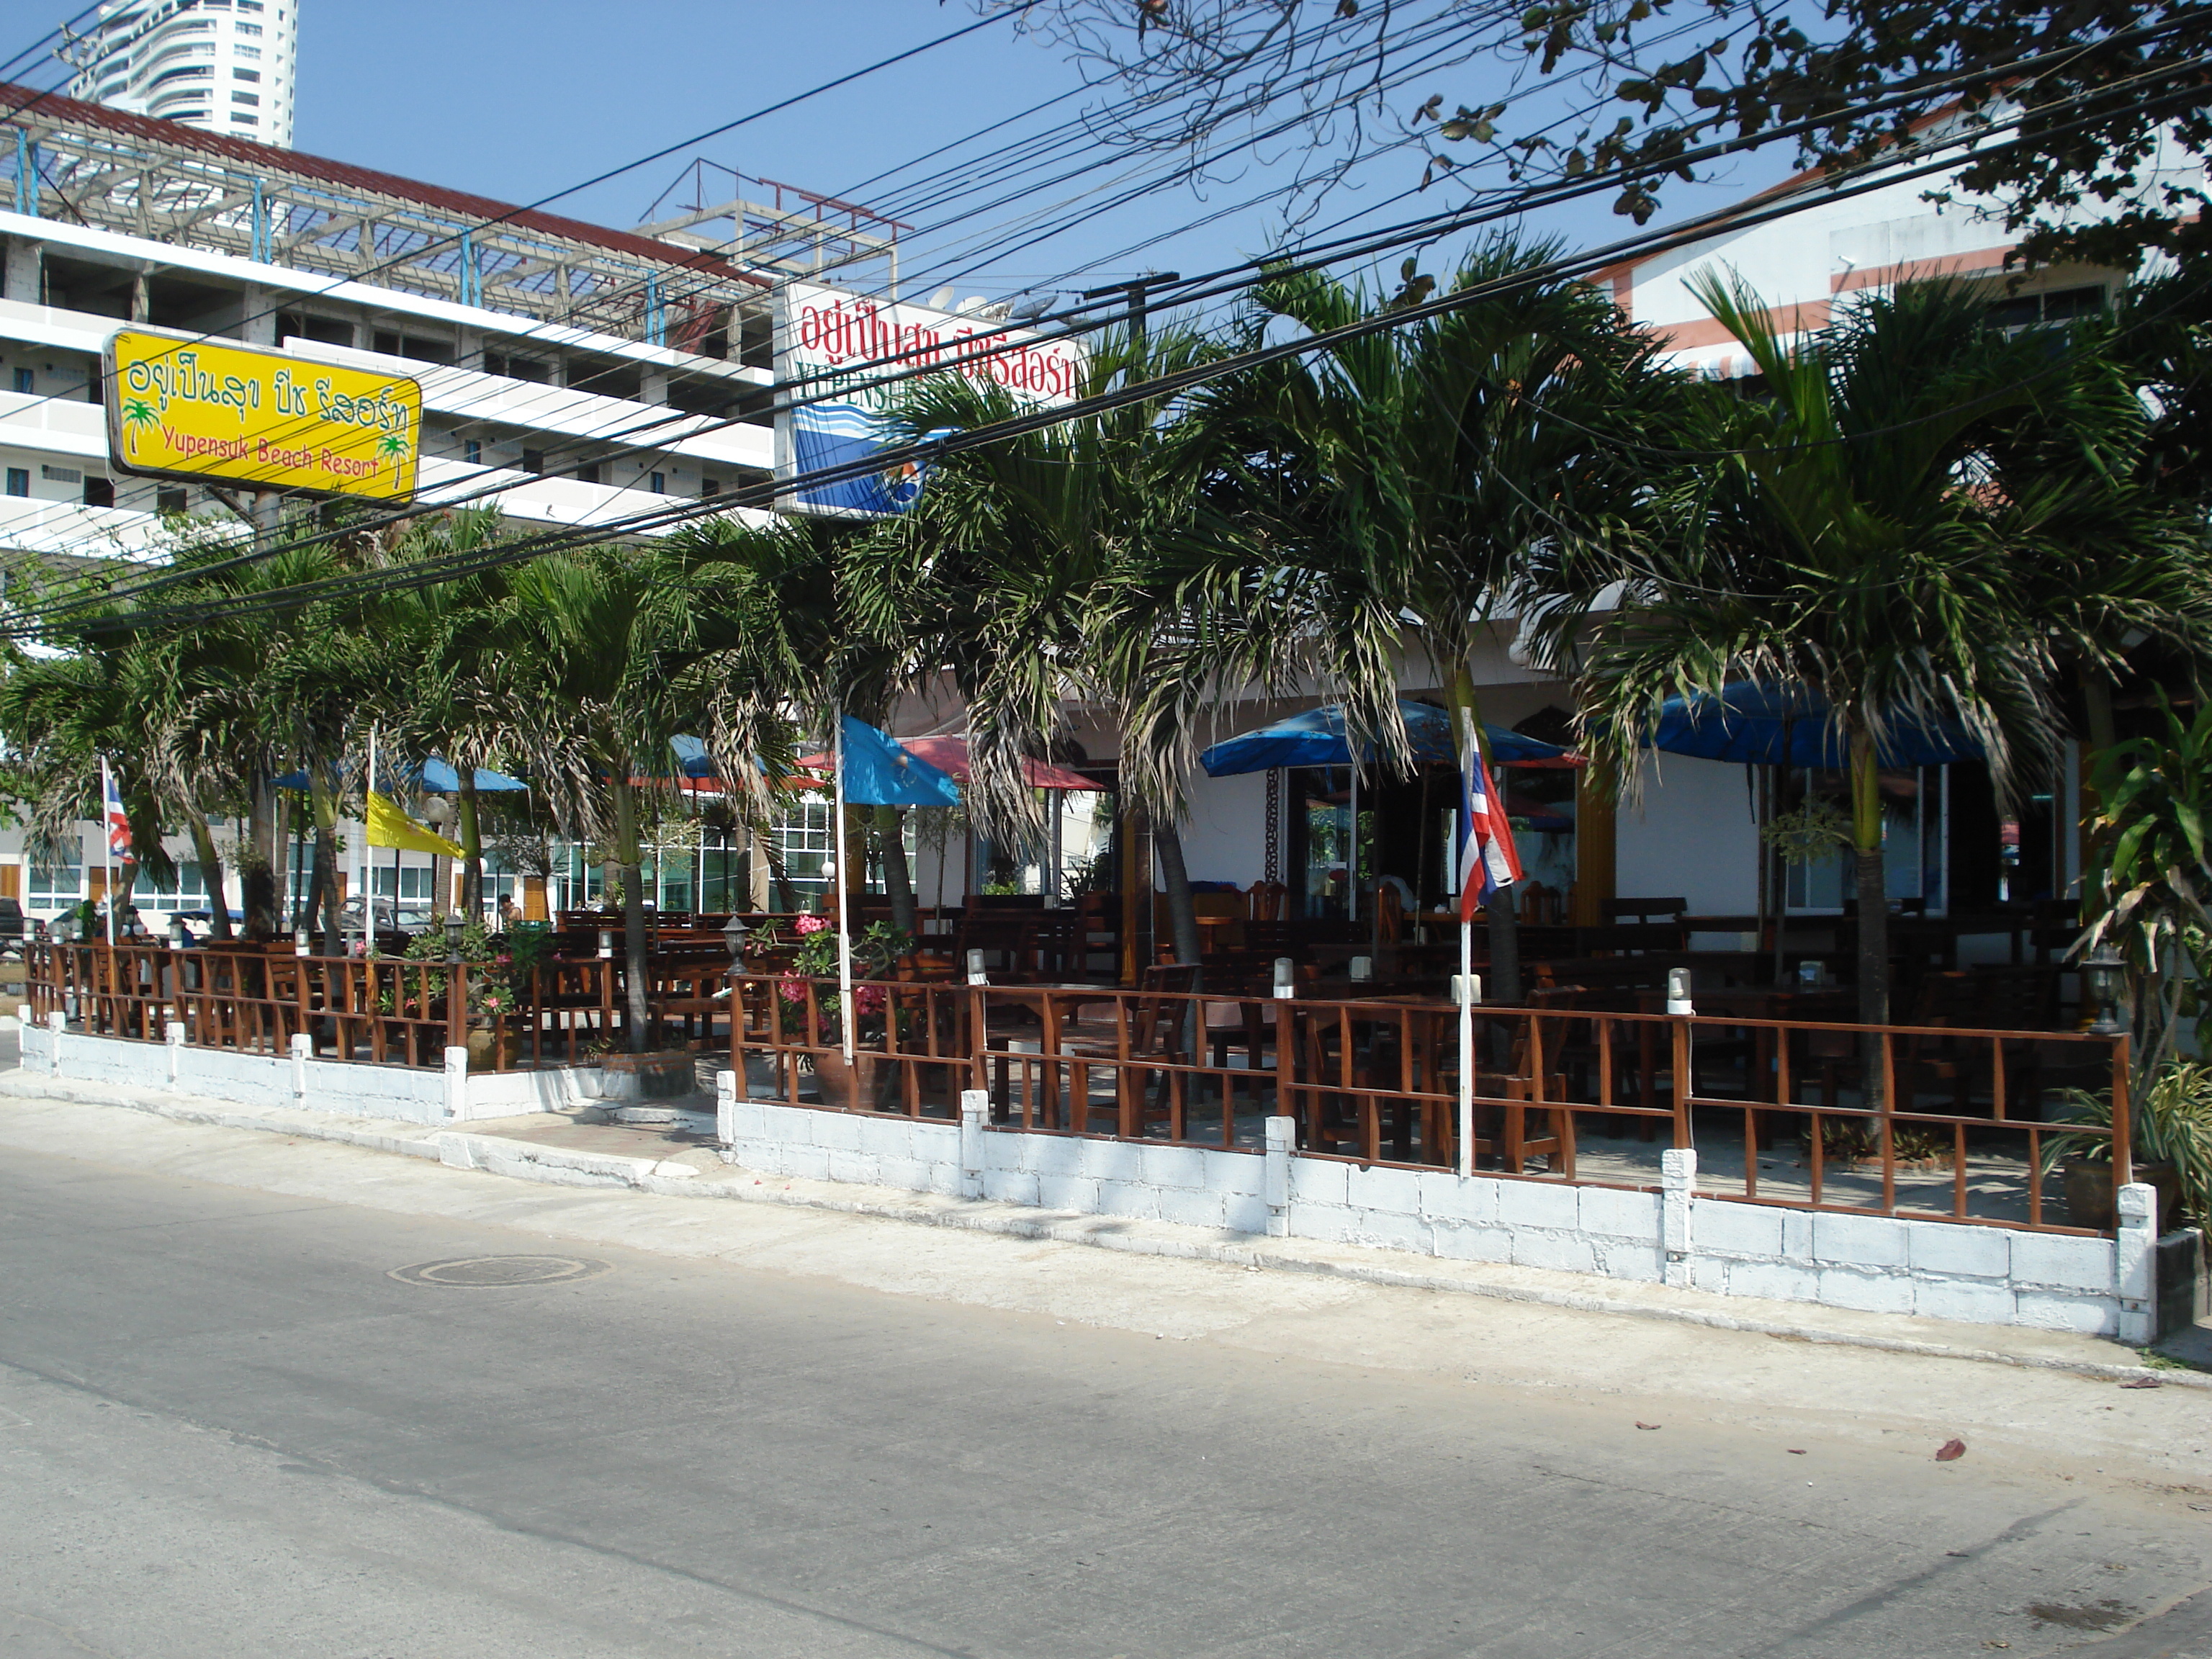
[63,0,299,148]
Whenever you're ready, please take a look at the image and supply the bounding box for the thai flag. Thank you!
[102,759,132,863]
[1456,732,1521,922]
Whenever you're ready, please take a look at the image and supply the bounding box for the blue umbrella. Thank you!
[273,758,528,793]
[1650,683,1983,768]
[832,716,961,807]
[1200,701,1568,775]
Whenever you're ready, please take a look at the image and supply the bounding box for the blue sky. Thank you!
[284,1,1790,314]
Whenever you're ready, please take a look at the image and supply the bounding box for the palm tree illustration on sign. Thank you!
[376,430,410,487]
[120,397,158,457]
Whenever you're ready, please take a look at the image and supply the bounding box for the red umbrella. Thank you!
[797,735,1099,791]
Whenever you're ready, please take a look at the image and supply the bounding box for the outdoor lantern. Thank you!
[1349,955,1372,982]
[293,926,310,957]
[1273,957,1296,999]
[722,914,748,964]
[167,917,186,949]
[596,928,614,960]
[2084,945,2128,1036]
[1666,966,1695,1016]
[967,948,988,986]
[444,912,465,963]
[1451,973,1483,1007]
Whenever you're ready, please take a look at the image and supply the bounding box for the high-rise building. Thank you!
[61,0,298,148]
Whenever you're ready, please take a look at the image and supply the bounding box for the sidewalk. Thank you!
[1,1065,2198,1393]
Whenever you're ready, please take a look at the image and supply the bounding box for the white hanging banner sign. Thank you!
[771,280,1084,518]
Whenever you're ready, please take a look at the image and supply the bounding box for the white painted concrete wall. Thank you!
[1617,755,1762,914]
[1176,770,1270,889]
[19,1017,588,1125]
[714,1086,2150,1341]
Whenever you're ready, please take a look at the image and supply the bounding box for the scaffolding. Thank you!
[636,159,907,295]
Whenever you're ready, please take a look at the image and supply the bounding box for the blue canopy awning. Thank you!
[1648,683,1984,768]
[1200,701,1568,776]
[274,757,528,793]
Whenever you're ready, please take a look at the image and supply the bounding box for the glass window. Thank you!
[136,862,210,912]
[11,368,30,394]
[4,469,27,497]
[29,860,84,906]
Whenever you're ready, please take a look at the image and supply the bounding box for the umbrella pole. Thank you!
[832,712,855,1064]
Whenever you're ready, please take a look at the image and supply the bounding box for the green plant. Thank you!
[1809,1117,1949,1165]
[1761,800,1855,865]
[2042,1061,2212,1227]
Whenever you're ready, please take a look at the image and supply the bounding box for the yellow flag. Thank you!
[367,789,465,857]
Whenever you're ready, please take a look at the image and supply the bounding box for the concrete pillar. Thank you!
[130,271,150,323]
[238,284,276,347]
[641,367,670,406]
[443,1045,469,1121]
[1264,1115,1294,1238]
[2116,1181,2158,1345]
[960,1088,988,1198]
[1661,1147,1697,1288]
[2,238,41,305]
[289,1030,310,1102]
[716,1068,737,1148]
[457,326,483,371]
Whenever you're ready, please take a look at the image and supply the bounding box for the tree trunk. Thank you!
[1153,817,1202,968]
[876,806,917,936]
[457,771,483,922]
[306,764,343,956]
[1452,667,1521,1004]
[1848,725,1889,1026]
[243,773,279,940]
[186,810,232,941]
[612,771,649,1053]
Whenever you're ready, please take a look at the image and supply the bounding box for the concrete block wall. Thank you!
[711,1082,2141,1340]
[19,1020,583,1126]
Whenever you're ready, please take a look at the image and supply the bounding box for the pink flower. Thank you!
[853,985,886,1017]
[793,914,830,935]
[777,974,807,1002]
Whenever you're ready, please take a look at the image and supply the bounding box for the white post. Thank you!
[716,1067,738,1148]
[164,1017,184,1086]
[289,1030,310,1103]
[831,711,855,1064]
[443,1045,469,1121]
[362,726,378,956]
[1457,920,1475,1179]
[2116,1181,2159,1346]
[1661,1147,1697,1287]
[101,756,116,946]
[1264,1114,1295,1237]
[960,1087,988,1199]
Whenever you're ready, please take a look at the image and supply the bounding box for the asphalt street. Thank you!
[0,1119,2208,1656]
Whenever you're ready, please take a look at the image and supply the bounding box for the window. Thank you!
[462,439,481,466]
[233,67,258,81]
[10,369,30,394]
[521,449,544,475]
[701,477,721,498]
[232,113,256,125]
[230,91,258,105]
[483,351,549,383]
[28,860,84,907]
[156,487,186,513]
[234,43,260,57]
[137,862,209,913]
[371,866,433,902]
[574,461,601,485]
[237,1,262,11]
[84,477,114,508]
[235,19,261,31]
[649,471,666,493]
[148,64,211,85]
[4,469,26,498]
[41,466,81,485]
[371,331,453,364]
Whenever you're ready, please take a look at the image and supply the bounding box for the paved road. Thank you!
[0,1138,2207,1658]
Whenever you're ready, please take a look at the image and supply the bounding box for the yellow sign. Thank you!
[104,327,423,503]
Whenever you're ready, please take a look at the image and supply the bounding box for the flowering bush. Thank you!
[759,916,913,1042]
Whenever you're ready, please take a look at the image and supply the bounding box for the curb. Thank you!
[4,1071,2202,1392]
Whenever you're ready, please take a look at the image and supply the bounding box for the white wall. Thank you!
[1616,755,1761,914]
[1175,769,1269,889]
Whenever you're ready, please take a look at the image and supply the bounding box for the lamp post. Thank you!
[721,913,749,966]
[444,911,464,965]
[2084,945,2128,1037]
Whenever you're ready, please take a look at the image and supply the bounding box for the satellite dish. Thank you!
[927,286,956,310]
[1010,294,1056,321]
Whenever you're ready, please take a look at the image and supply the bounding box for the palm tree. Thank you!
[1560,273,2122,1028]
[1213,238,1676,999]
[857,325,1228,969]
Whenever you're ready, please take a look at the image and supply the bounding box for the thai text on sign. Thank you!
[103,328,423,503]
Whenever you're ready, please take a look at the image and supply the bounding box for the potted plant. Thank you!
[2041,1061,2212,1233]
[763,914,914,1110]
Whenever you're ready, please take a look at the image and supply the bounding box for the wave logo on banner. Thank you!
[788,403,953,516]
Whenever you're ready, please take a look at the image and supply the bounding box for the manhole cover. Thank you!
[388,1254,611,1288]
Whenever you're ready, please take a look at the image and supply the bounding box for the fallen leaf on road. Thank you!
[2119,1377,2163,1390]
[1936,1439,1967,1462]
[1786,1448,1807,1455]
[1635,1421,1660,1431]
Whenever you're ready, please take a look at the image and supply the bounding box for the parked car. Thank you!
[0,897,23,958]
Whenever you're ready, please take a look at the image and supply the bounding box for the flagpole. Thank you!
[831,710,855,1064]
[101,756,116,946]
[1457,914,1474,1179]
[362,727,377,956]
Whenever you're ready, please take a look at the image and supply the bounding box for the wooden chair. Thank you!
[1246,880,1290,922]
